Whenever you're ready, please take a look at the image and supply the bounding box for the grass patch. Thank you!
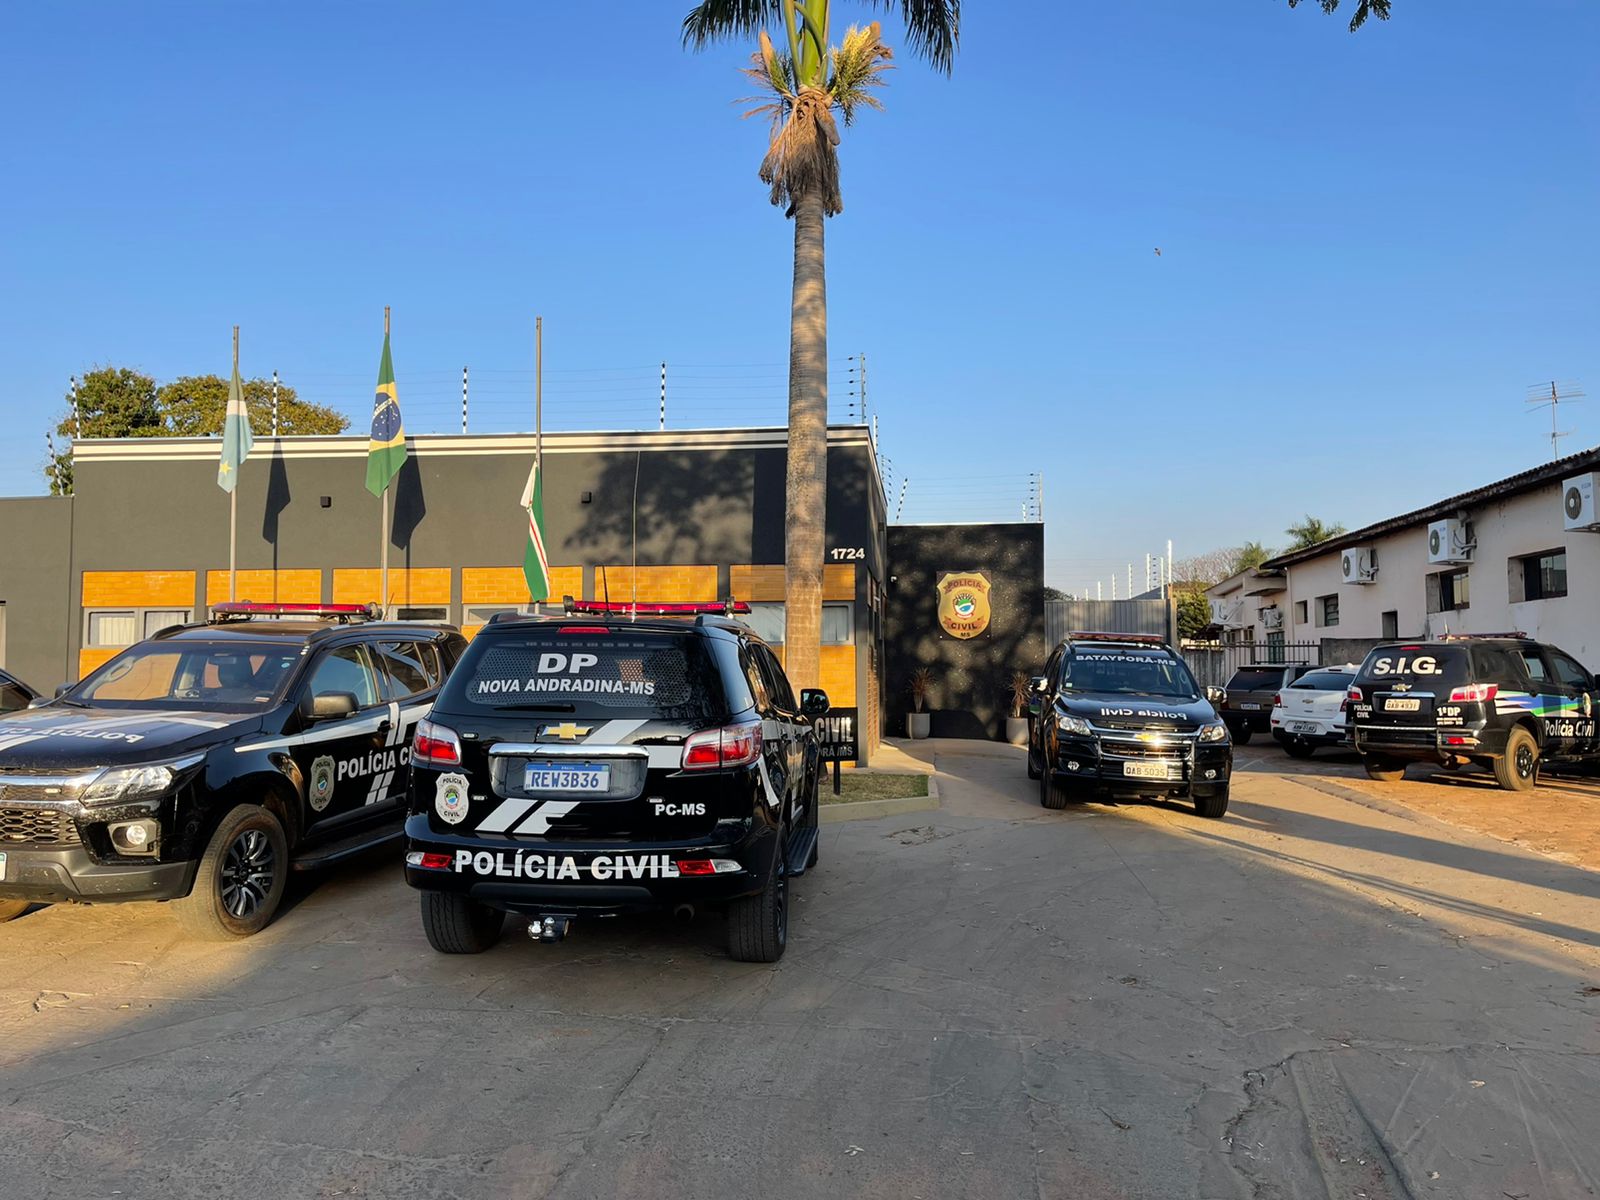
[820,772,930,803]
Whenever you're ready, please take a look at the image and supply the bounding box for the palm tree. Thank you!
[1285,516,1348,551]
[682,1,960,690]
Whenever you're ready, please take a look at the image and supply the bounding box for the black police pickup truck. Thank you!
[403,600,826,962]
[1026,632,1233,818]
[1349,635,1599,791]
[0,604,465,936]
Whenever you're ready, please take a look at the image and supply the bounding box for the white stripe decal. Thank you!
[478,797,537,833]
[237,712,390,753]
[585,719,645,744]
[512,800,578,835]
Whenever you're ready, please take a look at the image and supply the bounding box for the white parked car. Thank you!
[1270,665,1360,758]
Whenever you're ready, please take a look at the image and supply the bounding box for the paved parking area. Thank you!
[3,740,1598,1199]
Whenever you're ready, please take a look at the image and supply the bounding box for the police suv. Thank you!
[1348,635,1599,791]
[1026,632,1233,818]
[403,600,826,963]
[0,603,465,936]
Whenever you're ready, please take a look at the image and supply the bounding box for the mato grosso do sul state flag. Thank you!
[364,331,407,496]
[217,358,254,492]
[520,459,549,602]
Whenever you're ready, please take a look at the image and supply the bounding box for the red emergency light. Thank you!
[1067,631,1167,645]
[562,596,752,617]
[210,601,379,623]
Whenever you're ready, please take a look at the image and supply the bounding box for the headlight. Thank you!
[1198,722,1229,743]
[81,754,203,806]
[1060,715,1093,736]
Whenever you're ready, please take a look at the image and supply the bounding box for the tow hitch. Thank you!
[527,915,573,943]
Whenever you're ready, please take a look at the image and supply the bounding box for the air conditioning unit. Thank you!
[1427,518,1473,564]
[1341,546,1378,585]
[1563,472,1600,531]
[1261,607,1284,630]
[1208,598,1243,629]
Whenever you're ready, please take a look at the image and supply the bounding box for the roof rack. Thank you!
[1066,630,1168,645]
[561,596,752,618]
[209,602,379,624]
[1438,631,1527,641]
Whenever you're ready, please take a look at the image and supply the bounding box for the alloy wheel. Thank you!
[220,829,277,919]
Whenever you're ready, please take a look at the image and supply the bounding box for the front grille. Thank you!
[0,806,81,846]
[1100,739,1189,760]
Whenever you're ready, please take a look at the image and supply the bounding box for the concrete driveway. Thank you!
[2,739,1597,1199]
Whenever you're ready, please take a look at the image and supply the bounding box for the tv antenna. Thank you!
[1527,380,1584,460]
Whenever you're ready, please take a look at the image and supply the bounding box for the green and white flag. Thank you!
[520,459,549,601]
[364,332,407,496]
[217,360,254,492]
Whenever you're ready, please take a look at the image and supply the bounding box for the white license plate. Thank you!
[524,764,610,792]
[1384,698,1421,712]
[1290,721,1320,734]
[1240,703,1261,711]
[0,850,6,882]
[1123,761,1176,780]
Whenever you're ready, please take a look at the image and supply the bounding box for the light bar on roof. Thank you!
[561,596,752,617]
[1067,630,1167,645]
[210,602,379,622]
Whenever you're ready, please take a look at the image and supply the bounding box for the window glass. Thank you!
[742,602,786,644]
[1381,611,1399,639]
[1521,551,1568,601]
[74,642,298,710]
[376,641,432,698]
[1317,595,1339,627]
[821,603,853,645]
[392,606,448,623]
[743,649,772,711]
[1519,651,1548,683]
[1063,650,1200,699]
[304,645,380,709]
[1228,668,1287,692]
[1290,670,1353,690]
[1,681,31,712]
[142,610,190,638]
[87,611,137,647]
[1550,651,1591,689]
[757,646,796,710]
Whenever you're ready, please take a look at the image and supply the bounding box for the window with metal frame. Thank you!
[1316,595,1339,628]
[1514,549,1567,602]
[86,608,191,648]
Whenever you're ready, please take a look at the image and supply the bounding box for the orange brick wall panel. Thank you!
[205,569,322,607]
[595,566,717,604]
[823,564,856,601]
[332,568,451,607]
[731,564,856,603]
[462,566,581,606]
[81,571,196,608]
[78,648,121,677]
[818,646,857,707]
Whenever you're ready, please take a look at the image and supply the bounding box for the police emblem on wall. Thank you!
[937,572,993,639]
[309,755,336,812]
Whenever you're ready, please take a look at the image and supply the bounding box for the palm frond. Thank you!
[758,86,843,216]
[681,0,772,48]
[738,30,797,122]
[1286,0,1392,31]
[860,0,958,73]
[828,23,894,127]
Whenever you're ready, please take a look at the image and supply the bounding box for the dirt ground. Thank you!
[1234,741,1600,872]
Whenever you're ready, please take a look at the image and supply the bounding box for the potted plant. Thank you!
[906,668,933,739]
[1005,670,1032,746]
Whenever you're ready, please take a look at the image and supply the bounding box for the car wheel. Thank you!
[420,891,504,954]
[1027,748,1042,781]
[0,899,30,922]
[1283,738,1316,760]
[1193,784,1230,819]
[1232,725,1254,745]
[173,804,288,940]
[1493,727,1540,792]
[1363,756,1406,782]
[728,831,788,963]
[1041,762,1078,810]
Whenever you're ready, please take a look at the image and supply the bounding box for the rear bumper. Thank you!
[0,845,193,905]
[402,813,770,915]
[1223,711,1271,732]
[1352,723,1495,761]
[1272,725,1349,747]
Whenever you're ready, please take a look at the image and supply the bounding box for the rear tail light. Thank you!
[675,859,716,876]
[1271,693,1281,708]
[413,718,462,766]
[1347,686,1364,703]
[1448,683,1498,703]
[1339,697,1348,712]
[681,720,763,770]
[406,851,455,870]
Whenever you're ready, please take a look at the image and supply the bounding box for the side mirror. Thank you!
[1030,675,1047,693]
[1205,685,1226,706]
[800,688,830,716]
[305,691,359,721]
[54,683,73,698]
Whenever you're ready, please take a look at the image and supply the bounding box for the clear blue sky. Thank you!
[2,1,1595,593]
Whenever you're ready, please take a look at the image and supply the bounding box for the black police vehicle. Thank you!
[1349,635,1599,791]
[1026,632,1233,818]
[0,603,465,936]
[403,599,826,963]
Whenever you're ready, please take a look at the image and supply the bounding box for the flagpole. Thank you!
[535,315,542,473]
[381,305,391,615]
[230,325,239,602]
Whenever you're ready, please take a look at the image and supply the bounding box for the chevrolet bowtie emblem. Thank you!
[1136,732,1165,742]
[543,723,592,742]
[1392,682,1413,692]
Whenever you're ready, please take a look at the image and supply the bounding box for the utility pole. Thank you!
[1166,539,1173,599]
[1527,380,1584,460]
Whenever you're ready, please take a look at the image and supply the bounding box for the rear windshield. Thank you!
[438,630,729,722]
[1063,650,1200,699]
[1355,645,1471,687]
[1228,668,1285,691]
[1289,670,1354,691]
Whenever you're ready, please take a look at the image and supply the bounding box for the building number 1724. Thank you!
[829,548,865,561]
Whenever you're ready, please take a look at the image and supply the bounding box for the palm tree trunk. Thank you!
[783,188,828,691]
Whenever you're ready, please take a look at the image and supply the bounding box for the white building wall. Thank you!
[1282,481,1600,668]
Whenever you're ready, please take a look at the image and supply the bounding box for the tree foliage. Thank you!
[1286,0,1391,32]
[1175,584,1213,642]
[1284,515,1348,551]
[45,364,347,493]
[1172,548,1242,588]
[1234,541,1273,572]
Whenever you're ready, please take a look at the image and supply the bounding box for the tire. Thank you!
[1283,739,1316,760]
[1231,725,1254,745]
[420,891,504,954]
[1193,784,1230,819]
[1026,748,1042,781]
[172,804,288,940]
[1494,727,1540,792]
[1040,763,1076,810]
[0,899,30,922]
[1363,756,1406,782]
[727,832,788,963]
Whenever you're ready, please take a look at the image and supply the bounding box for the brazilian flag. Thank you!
[365,332,407,496]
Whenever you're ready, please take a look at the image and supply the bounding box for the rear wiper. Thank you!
[492,703,576,712]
